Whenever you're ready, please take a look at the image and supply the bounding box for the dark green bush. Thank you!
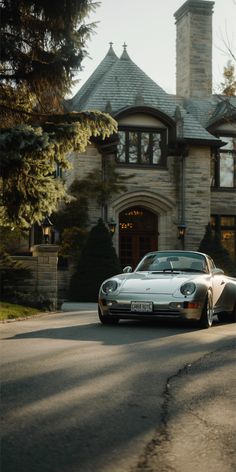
[0,248,31,301]
[69,219,122,302]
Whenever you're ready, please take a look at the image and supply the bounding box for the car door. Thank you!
[208,258,227,309]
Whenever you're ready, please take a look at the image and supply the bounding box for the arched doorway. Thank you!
[119,206,158,268]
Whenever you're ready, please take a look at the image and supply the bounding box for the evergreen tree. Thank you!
[51,179,89,257]
[69,219,122,301]
[0,0,117,229]
[198,223,236,276]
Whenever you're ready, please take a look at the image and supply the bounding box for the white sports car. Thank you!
[98,251,236,328]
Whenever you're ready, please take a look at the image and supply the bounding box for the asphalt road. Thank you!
[0,310,235,472]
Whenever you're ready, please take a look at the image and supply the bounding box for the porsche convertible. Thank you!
[98,251,236,328]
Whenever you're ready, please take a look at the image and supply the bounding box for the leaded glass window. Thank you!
[212,136,236,188]
[117,128,166,166]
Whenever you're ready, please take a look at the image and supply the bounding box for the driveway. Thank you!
[0,309,235,472]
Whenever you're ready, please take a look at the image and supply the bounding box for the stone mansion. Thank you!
[65,0,236,268]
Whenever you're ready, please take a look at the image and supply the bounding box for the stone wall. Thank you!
[11,245,60,309]
[211,191,236,216]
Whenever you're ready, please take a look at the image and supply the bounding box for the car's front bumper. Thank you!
[99,294,204,321]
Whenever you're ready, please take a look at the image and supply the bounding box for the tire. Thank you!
[218,304,236,323]
[198,293,213,329]
[98,308,119,325]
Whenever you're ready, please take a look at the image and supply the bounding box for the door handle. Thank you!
[220,280,225,285]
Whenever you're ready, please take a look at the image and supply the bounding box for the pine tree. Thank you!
[0,1,117,229]
[69,219,122,301]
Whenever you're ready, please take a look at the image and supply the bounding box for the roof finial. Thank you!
[123,42,127,50]
[109,42,114,48]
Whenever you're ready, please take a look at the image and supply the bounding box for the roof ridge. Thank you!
[70,44,118,111]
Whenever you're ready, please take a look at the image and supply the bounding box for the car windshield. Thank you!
[136,252,208,273]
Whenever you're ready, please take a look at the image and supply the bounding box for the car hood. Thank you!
[118,272,200,294]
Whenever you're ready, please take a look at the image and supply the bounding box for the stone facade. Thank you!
[60,0,235,271]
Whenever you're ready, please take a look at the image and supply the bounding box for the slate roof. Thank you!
[182,96,236,129]
[72,44,118,111]
[69,45,234,144]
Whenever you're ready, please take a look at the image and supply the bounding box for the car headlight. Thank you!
[102,280,118,294]
[180,282,196,296]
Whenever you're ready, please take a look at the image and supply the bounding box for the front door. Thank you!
[119,207,158,268]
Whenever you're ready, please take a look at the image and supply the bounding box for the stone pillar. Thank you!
[174,0,214,98]
[32,245,59,310]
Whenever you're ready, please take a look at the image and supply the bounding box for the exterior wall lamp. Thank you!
[108,218,117,237]
[41,216,53,244]
[177,223,187,249]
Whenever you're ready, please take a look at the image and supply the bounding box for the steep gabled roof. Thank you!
[72,43,118,111]
[69,45,220,144]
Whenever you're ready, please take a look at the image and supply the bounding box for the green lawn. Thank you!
[0,302,41,321]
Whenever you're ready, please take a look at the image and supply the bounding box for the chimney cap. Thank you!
[174,0,214,22]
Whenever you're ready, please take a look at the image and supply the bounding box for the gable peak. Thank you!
[106,42,118,59]
[120,43,131,61]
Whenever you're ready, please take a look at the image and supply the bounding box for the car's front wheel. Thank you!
[198,293,213,329]
[98,307,119,325]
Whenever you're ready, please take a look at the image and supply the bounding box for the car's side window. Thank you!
[207,257,215,272]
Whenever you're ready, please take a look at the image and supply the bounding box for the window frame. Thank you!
[212,135,236,189]
[116,126,168,168]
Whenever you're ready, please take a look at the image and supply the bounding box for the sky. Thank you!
[71,0,236,97]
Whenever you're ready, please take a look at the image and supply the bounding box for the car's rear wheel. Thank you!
[198,293,213,329]
[218,303,236,323]
[98,307,119,325]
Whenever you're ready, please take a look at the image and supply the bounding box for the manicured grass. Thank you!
[0,302,41,321]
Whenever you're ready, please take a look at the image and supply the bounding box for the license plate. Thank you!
[131,301,153,312]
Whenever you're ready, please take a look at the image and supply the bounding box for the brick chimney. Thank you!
[174,0,214,98]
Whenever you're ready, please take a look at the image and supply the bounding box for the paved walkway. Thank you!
[61,302,97,312]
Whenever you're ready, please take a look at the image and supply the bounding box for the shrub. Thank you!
[69,219,122,301]
[0,248,31,301]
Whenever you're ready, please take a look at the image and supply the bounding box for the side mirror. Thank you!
[212,268,224,275]
[123,266,132,273]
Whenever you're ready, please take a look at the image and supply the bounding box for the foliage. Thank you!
[198,223,236,276]
[0,226,28,254]
[0,248,32,300]
[0,0,98,113]
[69,218,122,301]
[52,179,89,231]
[0,113,117,229]
[51,178,89,256]
[78,158,133,207]
[221,60,236,96]
[0,302,40,321]
[0,0,117,229]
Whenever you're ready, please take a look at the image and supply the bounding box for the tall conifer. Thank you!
[0,0,117,229]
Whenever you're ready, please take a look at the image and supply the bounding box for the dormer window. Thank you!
[212,136,236,188]
[116,127,167,166]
